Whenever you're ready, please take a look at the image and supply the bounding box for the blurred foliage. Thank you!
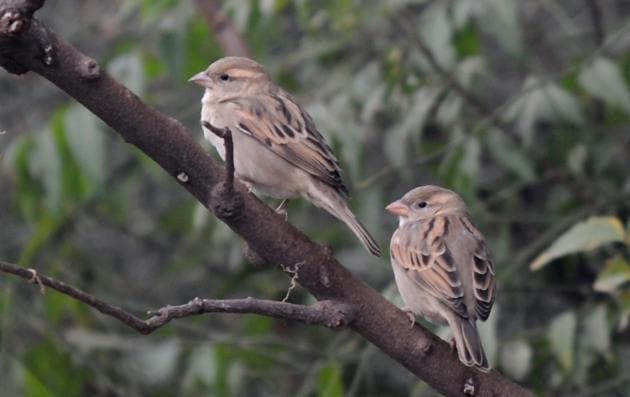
[1,0,630,396]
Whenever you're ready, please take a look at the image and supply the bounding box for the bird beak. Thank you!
[188,71,211,87]
[385,200,409,216]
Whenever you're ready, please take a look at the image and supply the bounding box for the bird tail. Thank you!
[449,316,490,372]
[306,185,382,257]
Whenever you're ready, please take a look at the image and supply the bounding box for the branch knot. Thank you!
[312,300,355,329]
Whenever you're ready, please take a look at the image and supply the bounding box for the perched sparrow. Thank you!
[386,185,495,371]
[189,57,381,256]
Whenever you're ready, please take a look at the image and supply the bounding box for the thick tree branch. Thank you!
[0,2,533,396]
[0,260,354,334]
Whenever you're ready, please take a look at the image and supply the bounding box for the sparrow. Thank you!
[386,185,496,371]
[189,57,381,256]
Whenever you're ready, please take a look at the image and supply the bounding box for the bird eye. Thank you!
[219,74,230,81]
[416,201,428,209]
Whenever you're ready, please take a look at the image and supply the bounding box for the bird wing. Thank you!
[458,216,496,321]
[391,215,496,320]
[223,91,348,197]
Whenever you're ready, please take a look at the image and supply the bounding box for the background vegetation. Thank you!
[1,0,629,396]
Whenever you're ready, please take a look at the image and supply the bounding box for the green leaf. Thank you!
[185,18,222,80]
[579,57,630,112]
[43,290,85,325]
[385,87,441,168]
[64,104,105,192]
[31,129,63,213]
[140,0,178,22]
[504,77,583,145]
[420,2,455,68]
[476,0,522,57]
[182,344,216,390]
[580,304,610,358]
[486,129,536,181]
[499,339,532,381]
[108,52,145,96]
[618,290,630,331]
[142,52,166,78]
[12,135,44,221]
[23,341,87,397]
[317,363,344,397]
[437,135,474,196]
[531,216,626,270]
[594,255,630,294]
[18,213,59,265]
[131,339,181,385]
[456,56,485,88]
[243,315,274,336]
[548,310,577,372]
[453,22,481,58]
[214,343,233,397]
[51,110,91,205]
[159,202,195,234]
[567,144,588,175]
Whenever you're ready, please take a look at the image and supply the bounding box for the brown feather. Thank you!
[225,92,348,197]
[391,216,468,318]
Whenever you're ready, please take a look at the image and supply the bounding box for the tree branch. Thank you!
[0,260,354,334]
[586,0,604,47]
[202,121,235,193]
[0,2,533,396]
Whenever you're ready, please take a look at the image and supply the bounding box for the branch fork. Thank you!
[0,260,355,335]
[202,120,243,220]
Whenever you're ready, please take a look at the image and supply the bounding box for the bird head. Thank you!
[188,56,270,95]
[386,185,467,225]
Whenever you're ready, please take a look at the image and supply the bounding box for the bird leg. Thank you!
[275,199,289,220]
[202,121,235,193]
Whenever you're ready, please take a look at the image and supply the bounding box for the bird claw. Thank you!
[275,199,288,220]
[276,208,288,221]
[402,308,416,328]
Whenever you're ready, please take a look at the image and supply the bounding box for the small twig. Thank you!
[586,0,604,47]
[147,297,355,331]
[26,268,45,294]
[585,0,606,122]
[0,260,355,334]
[222,128,234,191]
[202,121,234,192]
